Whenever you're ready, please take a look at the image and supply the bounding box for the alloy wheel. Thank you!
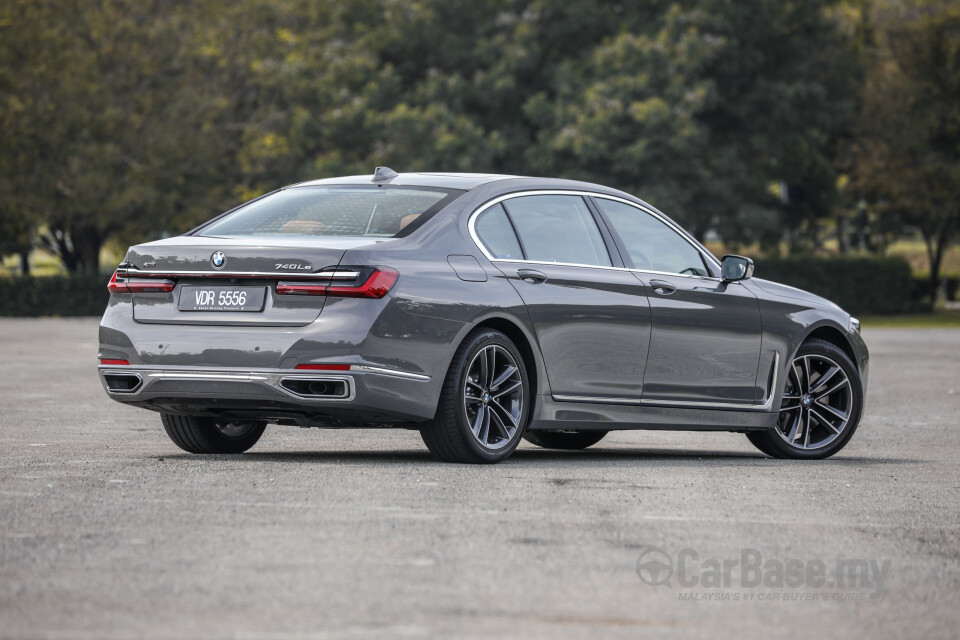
[462,344,524,450]
[776,354,853,450]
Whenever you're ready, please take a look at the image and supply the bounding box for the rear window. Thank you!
[197,185,459,238]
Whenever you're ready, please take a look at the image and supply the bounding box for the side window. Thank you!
[595,199,709,276]
[474,203,524,260]
[503,195,611,267]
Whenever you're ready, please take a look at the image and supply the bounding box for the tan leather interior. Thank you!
[280,219,327,234]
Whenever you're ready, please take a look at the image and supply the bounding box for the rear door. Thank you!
[592,197,762,406]
[473,194,652,401]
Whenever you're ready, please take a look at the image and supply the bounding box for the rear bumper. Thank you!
[98,365,435,424]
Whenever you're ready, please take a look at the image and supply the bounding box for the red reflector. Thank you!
[276,268,399,299]
[295,364,351,371]
[99,359,130,366]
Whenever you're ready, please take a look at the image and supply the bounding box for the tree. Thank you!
[850,1,960,291]
[525,1,863,246]
[0,0,244,274]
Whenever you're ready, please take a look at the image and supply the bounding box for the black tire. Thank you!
[161,414,266,454]
[420,328,530,464]
[524,430,608,450]
[746,338,863,460]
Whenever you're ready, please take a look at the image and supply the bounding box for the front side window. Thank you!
[595,199,709,276]
[197,186,458,238]
[502,195,611,267]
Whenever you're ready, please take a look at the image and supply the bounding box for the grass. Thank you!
[860,310,960,329]
[1,246,124,277]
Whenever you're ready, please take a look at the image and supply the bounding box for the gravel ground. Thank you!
[0,318,958,639]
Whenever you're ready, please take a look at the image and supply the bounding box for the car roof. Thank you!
[290,172,520,191]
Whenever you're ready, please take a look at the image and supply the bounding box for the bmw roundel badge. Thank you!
[211,251,226,269]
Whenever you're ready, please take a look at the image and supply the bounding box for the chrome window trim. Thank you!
[467,190,722,278]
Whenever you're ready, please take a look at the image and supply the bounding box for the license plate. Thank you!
[177,286,266,312]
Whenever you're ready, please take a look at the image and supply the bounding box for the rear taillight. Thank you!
[99,358,130,365]
[108,270,175,293]
[277,268,399,299]
[107,270,126,293]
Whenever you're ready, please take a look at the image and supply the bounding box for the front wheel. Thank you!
[524,430,607,450]
[161,414,266,454]
[746,338,863,459]
[420,329,530,463]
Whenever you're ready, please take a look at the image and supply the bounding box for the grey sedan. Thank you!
[98,168,868,463]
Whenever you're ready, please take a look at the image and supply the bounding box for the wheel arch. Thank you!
[801,322,857,366]
[472,316,542,405]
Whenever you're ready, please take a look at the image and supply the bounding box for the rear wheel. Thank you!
[746,338,863,459]
[161,414,266,454]
[524,430,607,450]
[420,329,530,463]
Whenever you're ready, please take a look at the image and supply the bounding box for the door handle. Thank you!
[649,279,677,295]
[517,269,548,284]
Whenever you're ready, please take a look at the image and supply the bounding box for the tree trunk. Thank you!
[71,226,103,275]
[837,214,850,255]
[19,251,30,276]
[41,225,103,274]
[921,227,949,301]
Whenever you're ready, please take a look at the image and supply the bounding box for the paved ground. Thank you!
[0,318,958,639]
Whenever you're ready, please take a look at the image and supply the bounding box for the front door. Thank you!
[593,197,762,406]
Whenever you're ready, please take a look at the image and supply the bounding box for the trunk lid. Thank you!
[124,235,383,326]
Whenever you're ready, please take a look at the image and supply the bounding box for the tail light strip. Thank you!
[108,268,397,299]
[277,268,399,299]
[108,271,175,293]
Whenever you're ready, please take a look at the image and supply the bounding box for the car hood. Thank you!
[750,278,842,311]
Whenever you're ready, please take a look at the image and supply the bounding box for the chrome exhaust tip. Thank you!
[103,372,143,393]
[279,377,351,399]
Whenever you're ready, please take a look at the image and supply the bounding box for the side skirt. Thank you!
[528,395,778,432]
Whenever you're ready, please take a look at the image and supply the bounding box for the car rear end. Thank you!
[97,183,463,425]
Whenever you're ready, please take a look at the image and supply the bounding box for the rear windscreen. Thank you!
[196,185,459,238]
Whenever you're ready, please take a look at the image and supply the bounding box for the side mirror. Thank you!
[721,255,754,282]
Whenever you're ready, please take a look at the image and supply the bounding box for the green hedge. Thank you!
[754,257,923,316]
[0,274,110,316]
[0,258,939,317]
[911,275,959,304]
